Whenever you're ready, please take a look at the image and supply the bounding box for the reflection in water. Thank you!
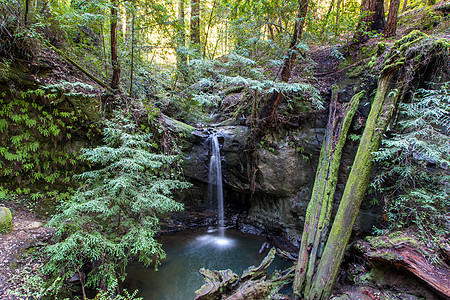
[125,229,289,300]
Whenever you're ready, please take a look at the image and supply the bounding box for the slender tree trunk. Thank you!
[257,0,309,132]
[402,0,408,12]
[190,0,201,51]
[335,0,342,34]
[353,0,386,44]
[385,0,400,37]
[306,66,403,299]
[319,0,335,38]
[202,0,216,58]
[24,0,30,25]
[293,87,363,297]
[110,0,120,91]
[176,0,187,77]
[129,0,135,96]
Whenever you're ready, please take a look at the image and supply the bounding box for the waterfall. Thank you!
[208,134,225,236]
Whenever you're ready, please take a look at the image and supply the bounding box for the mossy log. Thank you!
[305,66,403,299]
[241,247,277,281]
[194,269,239,300]
[355,232,450,299]
[294,87,363,296]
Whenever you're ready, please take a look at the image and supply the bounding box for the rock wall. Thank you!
[180,123,382,246]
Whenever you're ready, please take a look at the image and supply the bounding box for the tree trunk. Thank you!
[202,0,216,58]
[402,0,408,12]
[190,0,201,51]
[353,0,386,44]
[257,0,309,133]
[293,87,363,297]
[129,0,135,96]
[176,0,187,76]
[24,0,30,25]
[335,0,342,35]
[305,66,403,299]
[385,0,400,37]
[110,0,120,91]
[319,0,335,38]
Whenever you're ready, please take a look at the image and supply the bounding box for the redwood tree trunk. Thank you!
[385,0,400,37]
[306,66,403,299]
[110,0,120,90]
[353,0,386,44]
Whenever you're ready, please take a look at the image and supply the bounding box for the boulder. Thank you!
[0,207,12,233]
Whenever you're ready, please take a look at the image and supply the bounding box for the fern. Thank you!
[373,83,450,244]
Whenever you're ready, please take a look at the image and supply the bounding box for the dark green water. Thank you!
[125,229,290,300]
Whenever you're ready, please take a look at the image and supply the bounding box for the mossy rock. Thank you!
[0,207,13,233]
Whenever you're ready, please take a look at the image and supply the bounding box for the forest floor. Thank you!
[0,204,52,299]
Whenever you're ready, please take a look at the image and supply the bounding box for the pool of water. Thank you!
[125,229,290,299]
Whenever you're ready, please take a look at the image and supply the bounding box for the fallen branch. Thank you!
[45,42,114,94]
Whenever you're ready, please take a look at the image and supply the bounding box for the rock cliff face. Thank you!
[180,123,382,245]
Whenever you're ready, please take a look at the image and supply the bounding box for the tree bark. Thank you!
[293,87,363,297]
[306,66,403,299]
[191,0,201,50]
[257,0,309,133]
[110,0,121,91]
[385,0,400,37]
[356,232,450,299]
[353,0,386,44]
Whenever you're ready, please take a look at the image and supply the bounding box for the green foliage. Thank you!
[44,112,191,294]
[373,83,450,243]
[167,51,322,123]
[0,84,100,208]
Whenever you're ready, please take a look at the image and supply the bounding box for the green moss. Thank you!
[161,114,194,136]
[376,42,387,56]
[346,65,365,78]
[419,7,444,30]
[0,207,12,233]
[367,231,423,249]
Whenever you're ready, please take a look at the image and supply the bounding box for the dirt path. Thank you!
[0,207,53,299]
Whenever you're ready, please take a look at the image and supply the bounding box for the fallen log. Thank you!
[355,231,450,300]
[194,269,239,300]
[195,247,294,300]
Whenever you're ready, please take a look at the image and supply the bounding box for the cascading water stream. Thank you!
[208,134,225,237]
